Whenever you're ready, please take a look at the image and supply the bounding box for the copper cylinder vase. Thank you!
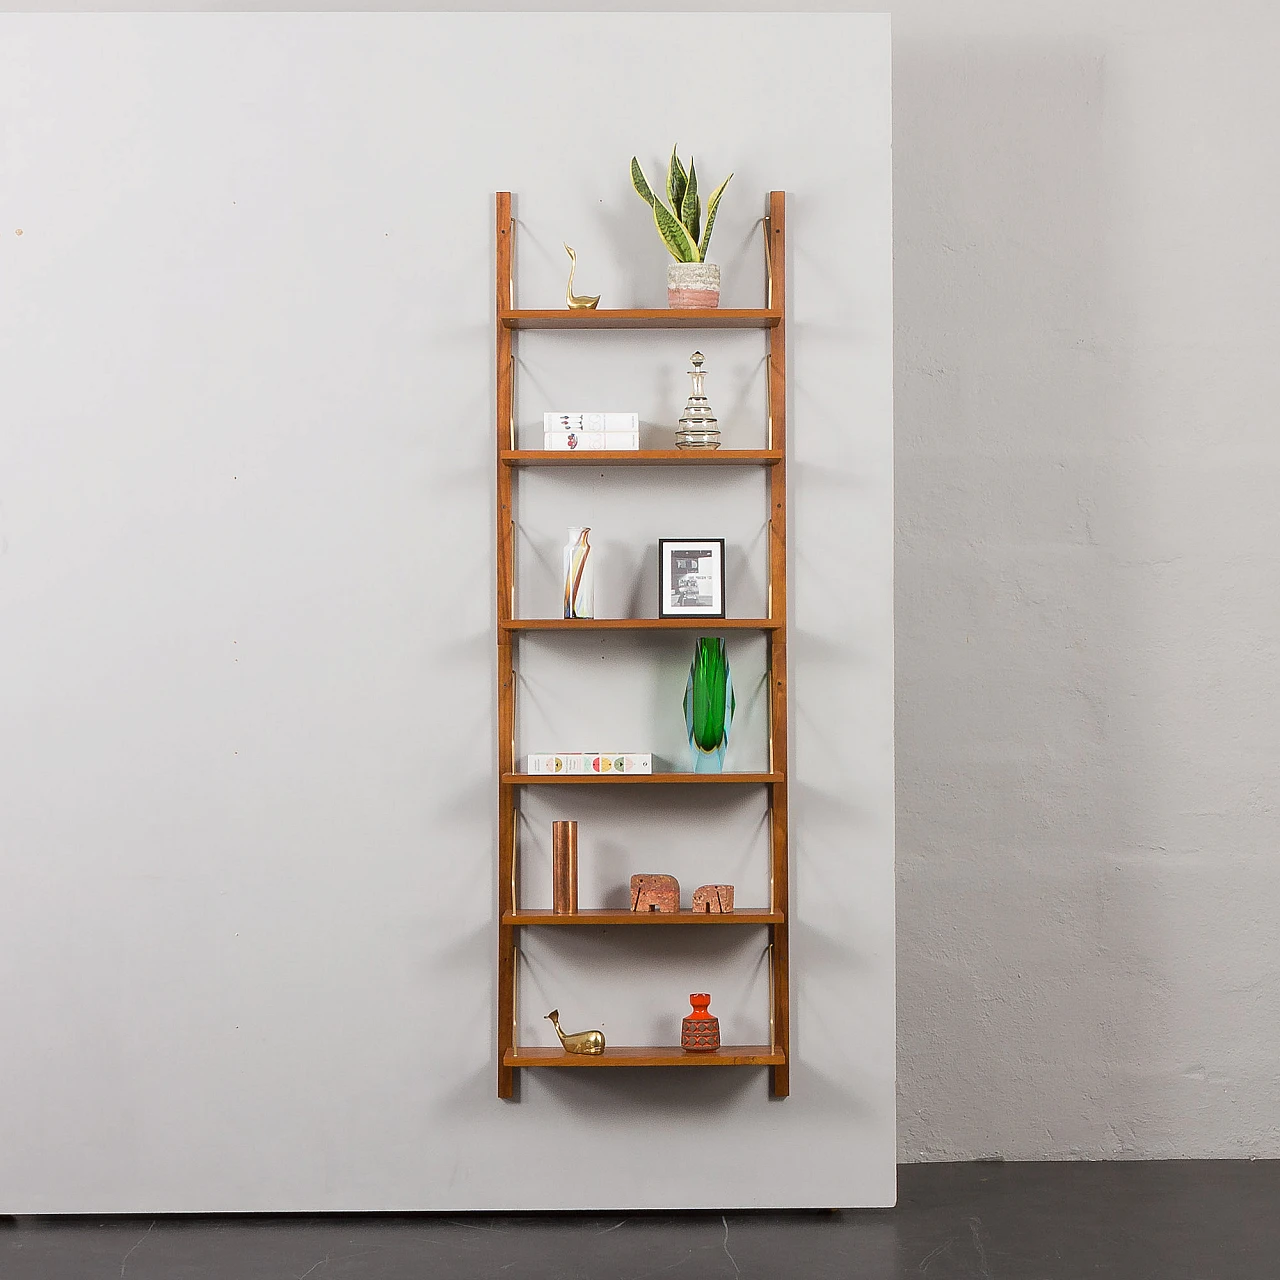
[552,821,578,914]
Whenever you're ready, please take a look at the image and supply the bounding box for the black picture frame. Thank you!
[657,538,727,619]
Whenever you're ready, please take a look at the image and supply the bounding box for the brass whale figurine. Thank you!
[563,244,601,310]
[546,1008,605,1055]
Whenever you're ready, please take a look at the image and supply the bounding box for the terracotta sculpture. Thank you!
[692,884,734,913]
[630,873,679,913]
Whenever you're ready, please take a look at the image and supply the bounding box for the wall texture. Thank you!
[892,0,1280,1162]
[5,0,1279,1168]
[0,12,894,1210]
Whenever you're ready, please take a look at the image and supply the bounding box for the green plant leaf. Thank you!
[666,146,687,216]
[681,157,701,248]
[653,197,697,262]
[698,173,733,262]
[630,157,656,208]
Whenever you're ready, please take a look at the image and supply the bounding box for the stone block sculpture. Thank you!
[630,873,679,913]
[692,884,735,913]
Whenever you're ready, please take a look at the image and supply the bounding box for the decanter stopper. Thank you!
[676,351,721,450]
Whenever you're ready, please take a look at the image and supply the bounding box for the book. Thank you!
[523,753,652,775]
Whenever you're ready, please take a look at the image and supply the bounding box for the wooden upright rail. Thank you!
[494,192,790,1100]
[764,191,789,1097]
[495,193,516,1100]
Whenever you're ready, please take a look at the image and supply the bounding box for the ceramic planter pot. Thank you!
[667,262,721,309]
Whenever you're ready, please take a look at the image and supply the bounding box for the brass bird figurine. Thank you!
[546,1008,605,1055]
[563,244,601,310]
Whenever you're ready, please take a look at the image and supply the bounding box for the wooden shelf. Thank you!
[501,449,782,467]
[500,309,781,330]
[503,772,783,786]
[502,618,781,633]
[505,909,783,926]
[505,1045,785,1067]
[494,191,791,1100]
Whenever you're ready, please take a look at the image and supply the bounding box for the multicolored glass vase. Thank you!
[684,636,735,772]
[681,993,721,1052]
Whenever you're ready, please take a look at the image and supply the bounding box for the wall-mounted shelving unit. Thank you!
[495,191,789,1099]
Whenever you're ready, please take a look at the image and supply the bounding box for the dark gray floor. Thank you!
[3,1161,1278,1279]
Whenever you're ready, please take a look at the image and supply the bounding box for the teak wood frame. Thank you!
[494,191,789,1099]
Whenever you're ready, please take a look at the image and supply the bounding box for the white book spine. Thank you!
[544,412,639,432]
[525,753,652,774]
[543,432,607,451]
[589,753,653,774]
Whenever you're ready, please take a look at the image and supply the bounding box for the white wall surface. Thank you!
[0,13,895,1210]
[431,0,1280,1165]
[6,0,1276,1176]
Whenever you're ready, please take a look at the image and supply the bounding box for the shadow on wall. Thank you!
[893,39,1168,1159]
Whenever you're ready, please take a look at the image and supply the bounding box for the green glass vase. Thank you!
[684,637,736,773]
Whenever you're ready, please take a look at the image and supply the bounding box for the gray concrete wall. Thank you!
[892,0,1280,1161]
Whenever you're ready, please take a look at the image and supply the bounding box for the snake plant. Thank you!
[630,147,732,263]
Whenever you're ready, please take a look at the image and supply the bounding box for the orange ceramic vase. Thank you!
[681,993,721,1052]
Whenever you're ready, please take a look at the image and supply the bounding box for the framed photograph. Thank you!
[658,538,726,619]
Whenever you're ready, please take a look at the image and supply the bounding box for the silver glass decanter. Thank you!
[676,351,721,449]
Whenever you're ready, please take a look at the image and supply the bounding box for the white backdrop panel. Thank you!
[0,12,894,1210]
